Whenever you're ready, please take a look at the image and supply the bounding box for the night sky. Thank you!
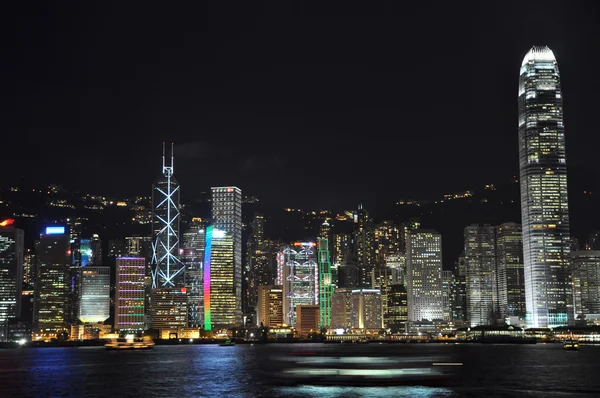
[3,1,600,210]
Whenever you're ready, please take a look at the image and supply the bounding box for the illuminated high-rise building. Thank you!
[571,251,600,320]
[210,187,242,324]
[386,284,408,333]
[33,226,71,339]
[319,221,330,240]
[318,238,333,328]
[246,213,266,315]
[371,266,398,324]
[518,46,572,327]
[90,234,102,265]
[203,226,239,330]
[182,222,205,328]
[151,143,184,288]
[77,266,110,324]
[374,221,400,266]
[496,223,525,318]
[406,230,443,322]
[330,288,382,329]
[354,205,375,287]
[464,224,498,326]
[115,257,146,331]
[125,236,144,257]
[256,285,283,327]
[280,242,318,326]
[0,220,24,342]
[151,288,188,333]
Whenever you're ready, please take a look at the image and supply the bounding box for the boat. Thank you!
[219,340,236,346]
[563,339,579,351]
[105,336,154,350]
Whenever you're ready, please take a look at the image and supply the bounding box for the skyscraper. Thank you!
[518,46,572,327]
[406,230,443,322]
[280,242,318,326]
[0,220,24,342]
[464,224,498,326]
[151,143,184,288]
[496,223,525,318]
[318,238,333,328]
[78,267,110,324]
[203,226,238,330]
[34,226,70,339]
[256,285,283,327]
[182,222,205,328]
[115,257,146,332]
[210,187,242,324]
[354,205,375,287]
[571,251,600,321]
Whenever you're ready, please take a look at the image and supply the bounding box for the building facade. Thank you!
[518,45,573,327]
[0,220,24,342]
[572,251,600,320]
[256,285,283,327]
[496,223,525,318]
[78,266,110,324]
[203,226,239,330]
[406,230,443,322]
[34,226,71,339]
[115,257,146,331]
[464,224,498,327]
[280,242,318,327]
[210,187,242,326]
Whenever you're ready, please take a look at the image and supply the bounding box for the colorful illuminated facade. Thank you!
[518,46,572,327]
[318,238,333,328]
[280,242,318,326]
[203,226,237,331]
[115,257,146,331]
[0,220,24,342]
[182,221,205,328]
[151,143,184,288]
[210,187,242,324]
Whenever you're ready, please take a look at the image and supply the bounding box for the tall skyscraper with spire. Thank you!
[518,46,572,327]
[151,143,184,288]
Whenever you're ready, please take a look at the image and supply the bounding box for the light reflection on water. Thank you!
[0,344,598,397]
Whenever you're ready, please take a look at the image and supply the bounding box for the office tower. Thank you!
[399,218,421,254]
[441,270,453,321]
[90,234,102,265]
[330,288,382,329]
[371,266,398,325]
[319,221,330,240]
[246,213,266,315]
[280,242,318,326]
[386,284,408,333]
[464,224,498,326]
[331,288,353,328]
[352,289,383,329]
[33,226,70,339]
[203,226,238,330]
[518,45,572,327]
[374,221,400,266]
[23,252,36,287]
[125,236,144,256]
[496,223,525,318]
[354,205,375,287]
[331,233,351,268]
[571,251,600,320]
[182,224,205,328]
[296,305,320,337]
[78,267,110,324]
[151,143,184,288]
[406,230,443,322]
[256,285,283,327]
[115,257,146,331]
[451,261,467,322]
[318,238,333,328]
[0,220,24,342]
[385,254,406,285]
[151,288,188,333]
[210,187,242,324]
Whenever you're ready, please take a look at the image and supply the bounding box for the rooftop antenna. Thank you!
[162,141,174,177]
[162,142,166,172]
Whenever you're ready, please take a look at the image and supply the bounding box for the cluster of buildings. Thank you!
[1,46,600,343]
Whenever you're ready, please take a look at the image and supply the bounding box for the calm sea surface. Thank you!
[0,343,599,397]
